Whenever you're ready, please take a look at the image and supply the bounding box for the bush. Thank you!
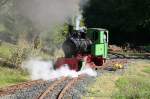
[9,36,30,68]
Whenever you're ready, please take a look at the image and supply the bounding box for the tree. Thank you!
[0,0,9,7]
[83,0,150,45]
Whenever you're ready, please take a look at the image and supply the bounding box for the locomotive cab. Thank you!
[87,28,108,59]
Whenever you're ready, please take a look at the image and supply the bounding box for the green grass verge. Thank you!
[0,42,16,59]
[0,66,29,87]
[115,76,150,99]
[113,60,150,99]
[143,66,150,74]
[83,60,150,99]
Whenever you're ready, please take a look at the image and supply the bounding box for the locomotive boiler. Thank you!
[62,30,92,58]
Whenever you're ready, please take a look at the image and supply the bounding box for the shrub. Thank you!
[9,35,30,68]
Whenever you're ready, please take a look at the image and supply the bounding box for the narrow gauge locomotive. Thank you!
[55,28,109,71]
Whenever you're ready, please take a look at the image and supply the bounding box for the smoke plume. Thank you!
[15,0,89,30]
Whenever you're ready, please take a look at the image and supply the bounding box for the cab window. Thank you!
[104,31,108,42]
[92,31,99,42]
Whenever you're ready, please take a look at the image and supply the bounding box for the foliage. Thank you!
[142,45,150,52]
[0,42,16,59]
[0,66,29,87]
[51,24,68,46]
[8,33,50,68]
[0,0,68,50]
[40,23,68,55]
[0,0,9,8]
[9,38,30,68]
[83,0,150,45]
[0,0,37,43]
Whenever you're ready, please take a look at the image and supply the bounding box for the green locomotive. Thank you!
[55,27,109,71]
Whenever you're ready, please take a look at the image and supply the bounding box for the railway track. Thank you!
[39,75,85,99]
[0,80,46,96]
[0,58,128,99]
[0,75,86,99]
[38,77,68,99]
[38,58,128,99]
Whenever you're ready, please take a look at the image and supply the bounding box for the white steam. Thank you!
[15,0,89,30]
[75,15,82,30]
[22,58,97,80]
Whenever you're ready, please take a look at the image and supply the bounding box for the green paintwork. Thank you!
[87,28,108,58]
[91,44,104,56]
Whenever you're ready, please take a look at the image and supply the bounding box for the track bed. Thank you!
[0,58,129,99]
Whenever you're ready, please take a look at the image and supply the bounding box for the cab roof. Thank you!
[88,28,108,32]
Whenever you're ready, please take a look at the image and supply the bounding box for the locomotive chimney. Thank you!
[75,15,82,30]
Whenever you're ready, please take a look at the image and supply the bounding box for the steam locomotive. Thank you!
[55,27,109,71]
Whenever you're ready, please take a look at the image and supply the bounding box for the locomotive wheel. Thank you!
[93,57,103,66]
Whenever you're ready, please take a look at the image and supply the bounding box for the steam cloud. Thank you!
[15,0,89,30]
[18,0,92,81]
[22,58,97,80]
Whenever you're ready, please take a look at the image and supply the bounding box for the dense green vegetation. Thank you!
[0,0,68,51]
[83,0,150,45]
[1,0,150,46]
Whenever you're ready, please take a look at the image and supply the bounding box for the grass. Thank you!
[0,66,29,87]
[113,60,150,99]
[0,42,53,87]
[143,66,150,74]
[82,60,150,99]
[0,41,57,87]
[83,73,120,99]
[0,42,16,59]
[0,42,29,87]
[115,76,150,99]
